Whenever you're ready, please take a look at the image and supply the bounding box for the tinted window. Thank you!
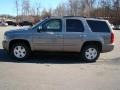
[43,19,62,32]
[66,19,84,32]
[87,20,110,32]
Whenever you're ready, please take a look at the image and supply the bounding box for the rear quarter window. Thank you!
[87,20,110,32]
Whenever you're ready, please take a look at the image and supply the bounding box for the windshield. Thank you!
[32,18,48,29]
[32,21,42,29]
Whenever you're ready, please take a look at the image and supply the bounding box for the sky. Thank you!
[0,0,62,16]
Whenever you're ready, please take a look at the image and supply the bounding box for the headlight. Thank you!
[4,35,7,40]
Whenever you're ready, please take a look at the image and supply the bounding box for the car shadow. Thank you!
[0,49,86,64]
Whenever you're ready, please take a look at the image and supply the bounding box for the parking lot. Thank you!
[0,26,120,90]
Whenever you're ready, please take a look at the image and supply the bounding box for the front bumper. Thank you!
[101,44,114,53]
[2,40,9,52]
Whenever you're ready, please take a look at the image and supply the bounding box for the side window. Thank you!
[87,20,110,32]
[43,19,62,32]
[66,19,84,32]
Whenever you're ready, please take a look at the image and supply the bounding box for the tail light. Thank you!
[111,32,114,44]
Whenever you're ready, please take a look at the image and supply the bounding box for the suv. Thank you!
[2,17,114,62]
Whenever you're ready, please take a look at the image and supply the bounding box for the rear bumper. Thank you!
[101,44,114,53]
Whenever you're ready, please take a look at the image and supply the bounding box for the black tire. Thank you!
[10,43,31,60]
[81,45,100,63]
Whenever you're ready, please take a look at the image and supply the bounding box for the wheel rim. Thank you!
[13,46,26,58]
[85,48,97,60]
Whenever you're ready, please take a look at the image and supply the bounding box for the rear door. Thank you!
[63,19,85,52]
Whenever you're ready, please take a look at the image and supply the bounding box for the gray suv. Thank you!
[2,17,114,62]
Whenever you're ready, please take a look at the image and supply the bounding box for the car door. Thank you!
[32,19,63,51]
[63,19,85,52]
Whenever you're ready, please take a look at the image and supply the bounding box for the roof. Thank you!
[49,16,106,21]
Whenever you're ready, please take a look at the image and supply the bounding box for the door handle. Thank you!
[79,35,82,37]
[55,35,63,38]
[80,35,87,37]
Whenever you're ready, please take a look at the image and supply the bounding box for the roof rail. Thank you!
[48,16,105,20]
[63,16,86,18]
[63,16,105,19]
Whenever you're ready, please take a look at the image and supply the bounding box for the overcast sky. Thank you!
[0,0,63,16]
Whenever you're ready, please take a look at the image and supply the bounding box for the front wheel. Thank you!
[10,43,30,60]
[81,45,100,63]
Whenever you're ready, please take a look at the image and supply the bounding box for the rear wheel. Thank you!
[81,45,100,63]
[10,43,30,60]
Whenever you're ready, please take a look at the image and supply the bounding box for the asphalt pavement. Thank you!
[0,26,120,90]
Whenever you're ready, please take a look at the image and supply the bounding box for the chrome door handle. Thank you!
[56,35,63,37]
[79,35,82,37]
[55,35,63,38]
[80,35,87,37]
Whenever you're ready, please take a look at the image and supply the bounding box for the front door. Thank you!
[32,19,63,51]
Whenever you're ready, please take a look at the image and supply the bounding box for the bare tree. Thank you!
[83,0,96,17]
[13,0,120,25]
[36,3,41,16]
[68,0,80,16]
[112,0,120,24]
[52,0,96,17]
[22,0,30,16]
[41,8,51,19]
[15,0,19,24]
[53,3,67,16]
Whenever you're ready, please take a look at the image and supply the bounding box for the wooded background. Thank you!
[2,0,120,25]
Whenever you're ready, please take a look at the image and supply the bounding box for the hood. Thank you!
[5,27,32,35]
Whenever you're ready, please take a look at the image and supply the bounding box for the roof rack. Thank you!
[50,16,105,20]
[63,16,86,18]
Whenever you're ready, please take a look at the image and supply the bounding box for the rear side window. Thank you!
[87,20,110,32]
[66,19,84,32]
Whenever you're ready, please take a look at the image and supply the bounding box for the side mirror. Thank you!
[37,26,42,32]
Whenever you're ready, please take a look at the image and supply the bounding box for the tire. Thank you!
[10,43,30,60]
[81,45,100,63]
